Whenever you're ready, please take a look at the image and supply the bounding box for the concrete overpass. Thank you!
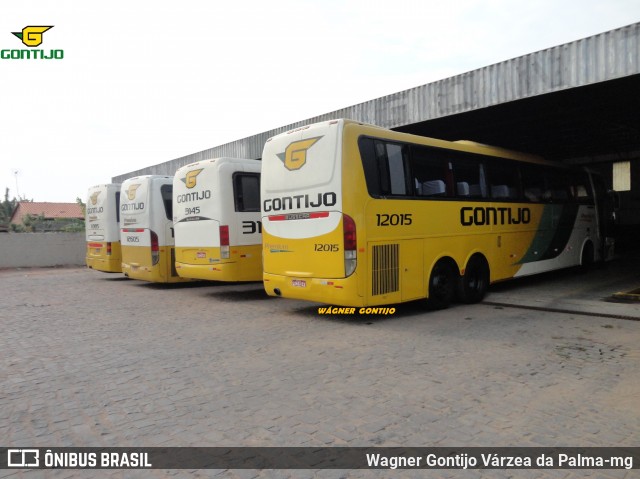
[113,22,640,239]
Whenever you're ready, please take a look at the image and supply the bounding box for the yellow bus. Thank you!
[85,183,122,272]
[173,158,262,281]
[261,119,614,308]
[120,175,190,283]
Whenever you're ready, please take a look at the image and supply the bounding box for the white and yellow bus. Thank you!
[173,158,262,281]
[120,175,189,283]
[85,183,122,273]
[261,119,614,308]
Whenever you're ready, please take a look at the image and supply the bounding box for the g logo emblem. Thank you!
[277,137,322,171]
[182,169,203,189]
[90,191,101,205]
[12,26,53,47]
[126,184,140,200]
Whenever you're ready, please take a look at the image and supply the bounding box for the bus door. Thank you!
[590,172,616,261]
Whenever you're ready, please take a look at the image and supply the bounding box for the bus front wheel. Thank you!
[457,255,489,304]
[427,260,456,310]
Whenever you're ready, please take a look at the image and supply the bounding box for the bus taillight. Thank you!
[106,242,112,256]
[220,225,230,259]
[343,214,357,276]
[150,230,160,265]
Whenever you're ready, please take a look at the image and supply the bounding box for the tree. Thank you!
[1,188,37,232]
[76,196,86,216]
[20,213,40,232]
[0,188,18,224]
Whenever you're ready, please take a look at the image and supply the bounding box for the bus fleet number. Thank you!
[242,220,262,234]
[376,213,413,226]
[314,244,339,252]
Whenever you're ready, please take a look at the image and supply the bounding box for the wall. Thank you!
[0,233,85,268]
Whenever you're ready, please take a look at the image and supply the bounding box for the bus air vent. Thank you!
[371,244,399,295]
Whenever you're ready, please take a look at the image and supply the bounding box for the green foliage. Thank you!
[61,218,85,232]
[23,215,85,232]
[76,196,86,216]
[0,187,17,223]
[20,213,43,232]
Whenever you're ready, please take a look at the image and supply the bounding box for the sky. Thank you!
[1,0,639,203]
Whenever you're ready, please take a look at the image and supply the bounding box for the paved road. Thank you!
[1,263,639,478]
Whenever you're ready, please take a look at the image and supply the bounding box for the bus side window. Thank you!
[452,154,486,199]
[522,165,545,202]
[115,191,121,223]
[409,145,451,197]
[160,184,173,220]
[574,185,588,199]
[358,138,410,197]
[233,173,261,212]
[486,161,520,201]
[547,172,572,203]
[386,143,408,195]
[358,137,382,197]
[374,141,391,194]
[572,172,594,204]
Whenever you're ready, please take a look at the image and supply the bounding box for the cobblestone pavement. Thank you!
[1,264,639,479]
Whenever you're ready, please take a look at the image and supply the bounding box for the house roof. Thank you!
[10,202,84,224]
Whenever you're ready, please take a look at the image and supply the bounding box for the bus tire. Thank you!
[580,241,594,273]
[427,259,456,310]
[457,255,489,304]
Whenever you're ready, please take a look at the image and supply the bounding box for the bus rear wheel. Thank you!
[579,241,594,273]
[457,256,489,304]
[427,260,456,310]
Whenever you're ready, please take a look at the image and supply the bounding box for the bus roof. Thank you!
[123,175,173,182]
[272,118,566,169]
[176,157,260,171]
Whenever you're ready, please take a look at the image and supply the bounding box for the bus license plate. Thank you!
[291,279,306,288]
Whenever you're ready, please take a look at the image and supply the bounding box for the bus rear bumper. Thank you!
[121,262,157,282]
[175,262,261,282]
[121,260,190,283]
[86,243,122,273]
[86,256,122,273]
[263,272,365,307]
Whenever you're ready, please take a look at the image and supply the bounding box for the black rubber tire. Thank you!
[579,242,594,274]
[427,260,456,310]
[456,256,489,304]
